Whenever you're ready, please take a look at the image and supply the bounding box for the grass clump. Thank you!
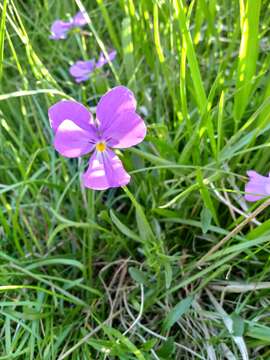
[0,0,270,359]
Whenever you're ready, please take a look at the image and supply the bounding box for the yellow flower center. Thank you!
[96,142,106,152]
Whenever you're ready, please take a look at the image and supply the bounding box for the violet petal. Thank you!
[69,60,95,82]
[96,86,136,131]
[72,11,88,27]
[245,170,270,202]
[54,120,97,158]
[96,86,146,148]
[48,100,95,133]
[49,20,72,40]
[96,49,117,68]
[83,149,130,190]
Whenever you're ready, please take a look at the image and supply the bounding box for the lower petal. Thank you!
[73,75,90,83]
[83,149,130,190]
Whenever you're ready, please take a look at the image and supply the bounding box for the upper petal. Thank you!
[83,149,130,190]
[105,111,147,148]
[96,86,137,131]
[49,20,72,40]
[69,60,95,77]
[54,120,96,158]
[245,170,270,202]
[246,170,268,182]
[96,49,117,68]
[72,11,88,27]
[48,100,95,133]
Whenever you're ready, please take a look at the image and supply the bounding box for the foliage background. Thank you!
[0,0,270,359]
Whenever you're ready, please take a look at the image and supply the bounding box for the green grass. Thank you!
[1,0,270,358]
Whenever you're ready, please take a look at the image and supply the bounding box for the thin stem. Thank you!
[196,198,270,267]
[87,189,95,285]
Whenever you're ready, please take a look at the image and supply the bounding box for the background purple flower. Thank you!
[48,86,146,190]
[69,50,117,83]
[96,50,117,68]
[69,60,95,83]
[245,170,270,202]
[50,11,87,40]
[49,20,73,40]
[72,11,88,27]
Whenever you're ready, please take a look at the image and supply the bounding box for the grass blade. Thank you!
[234,0,261,125]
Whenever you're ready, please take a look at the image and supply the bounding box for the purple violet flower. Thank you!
[48,86,147,190]
[50,11,87,40]
[72,11,88,27]
[245,170,270,202]
[96,50,117,68]
[49,20,73,40]
[69,60,96,83]
[69,50,117,83]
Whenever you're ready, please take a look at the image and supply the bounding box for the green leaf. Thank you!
[231,313,245,336]
[201,207,212,234]
[197,169,219,225]
[141,339,157,351]
[247,323,270,342]
[163,296,193,331]
[164,262,173,289]
[103,326,146,360]
[156,337,175,358]
[129,267,149,285]
[110,209,141,243]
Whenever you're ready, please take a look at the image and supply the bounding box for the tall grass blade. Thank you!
[0,0,8,80]
[234,0,261,125]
